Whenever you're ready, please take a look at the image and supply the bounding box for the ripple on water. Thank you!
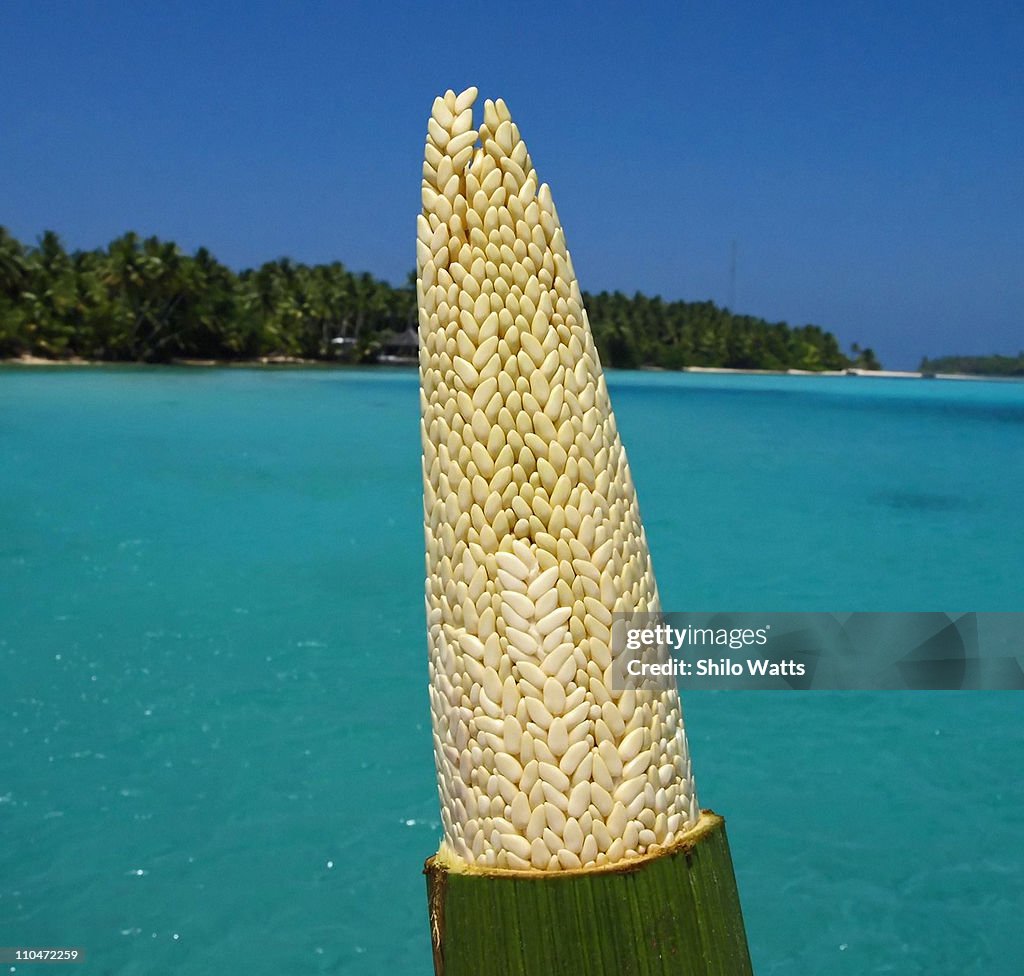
[871,489,976,512]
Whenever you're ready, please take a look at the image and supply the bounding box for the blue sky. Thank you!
[2,1,1021,368]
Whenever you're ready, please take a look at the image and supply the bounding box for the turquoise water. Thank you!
[2,366,1022,975]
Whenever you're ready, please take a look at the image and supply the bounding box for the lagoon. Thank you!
[1,367,1022,974]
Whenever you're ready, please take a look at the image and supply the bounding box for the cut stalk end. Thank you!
[425,810,753,975]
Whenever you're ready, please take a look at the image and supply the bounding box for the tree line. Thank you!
[919,353,1024,377]
[0,227,880,370]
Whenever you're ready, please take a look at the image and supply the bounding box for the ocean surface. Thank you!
[1,366,1022,975]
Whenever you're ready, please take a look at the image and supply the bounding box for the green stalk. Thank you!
[426,812,752,976]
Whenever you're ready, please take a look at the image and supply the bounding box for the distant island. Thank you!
[1,226,881,372]
[919,353,1024,378]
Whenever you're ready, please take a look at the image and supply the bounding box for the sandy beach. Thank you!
[681,365,926,379]
[2,354,324,368]
[5,355,1016,383]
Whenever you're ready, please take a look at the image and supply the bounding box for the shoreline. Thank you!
[3,354,337,368]
[2,355,1019,384]
[678,365,924,379]
[678,366,1021,382]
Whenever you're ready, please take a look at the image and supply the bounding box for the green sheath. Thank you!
[425,811,753,976]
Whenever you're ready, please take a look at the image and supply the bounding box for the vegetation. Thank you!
[0,226,878,370]
[585,291,880,371]
[919,353,1024,377]
[0,227,414,364]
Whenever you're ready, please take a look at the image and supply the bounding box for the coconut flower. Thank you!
[417,86,701,874]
